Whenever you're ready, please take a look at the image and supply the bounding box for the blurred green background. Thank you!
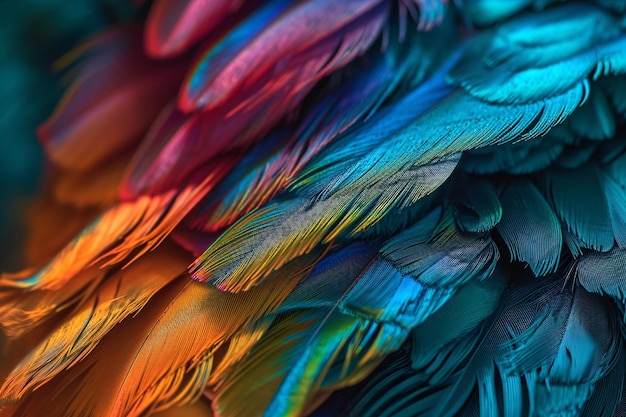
[0,0,135,270]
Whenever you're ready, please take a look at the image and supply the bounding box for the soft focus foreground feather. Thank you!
[3,1,626,416]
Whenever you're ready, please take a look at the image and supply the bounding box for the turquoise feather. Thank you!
[496,180,562,276]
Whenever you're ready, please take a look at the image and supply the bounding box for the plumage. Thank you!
[38,26,187,171]
[3,0,626,416]
[144,0,246,58]
[179,0,389,111]
[496,180,561,276]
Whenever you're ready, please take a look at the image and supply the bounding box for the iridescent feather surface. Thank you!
[2,0,626,416]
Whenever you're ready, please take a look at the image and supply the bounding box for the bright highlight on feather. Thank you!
[2,0,626,416]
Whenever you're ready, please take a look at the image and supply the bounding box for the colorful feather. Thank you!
[4,1,626,416]
[38,26,186,171]
[144,0,247,57]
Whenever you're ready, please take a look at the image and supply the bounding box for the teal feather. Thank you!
[346,272,507,417]
[462,137,566,175]
[301,84,587,203]
[461,0,563,26]
[339,258,456,330]
[568,87,616,141]
[580,349,626,417]
[382,208,498,288]
[281,207,498,331]
[598,75,626,117]
[449,4,625,105]
[606,151,626,188]
[541,165,614,252]
[576,248,626,301]
[431,277,617,417]
[496,180,562,276]
[601,171,626,248]
[452,179,502,233]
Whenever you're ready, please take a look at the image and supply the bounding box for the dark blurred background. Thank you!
[0,0,134,270]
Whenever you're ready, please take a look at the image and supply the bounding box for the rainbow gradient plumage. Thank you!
[2,0,626,416]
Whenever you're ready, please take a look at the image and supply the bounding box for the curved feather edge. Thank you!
[495,180,562,276]
[448,4,625,104]
[180,0,389,111]
[345,270,506,417]
[576,248,626,301]
[539,165,614,252]
[194,77,587,291]
[0,244,191,401]
[193,154,458,292]
[144,0,247,57]
[5,252,315,417]
[190,22,455,232]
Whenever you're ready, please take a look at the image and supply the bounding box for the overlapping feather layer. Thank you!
[2,0,626,416]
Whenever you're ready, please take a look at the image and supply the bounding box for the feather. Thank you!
[0,266,105,338]
[452,179,502,233]
[144,0,247,57]
[540,165,614,253]
[598,75,626,117]
[179,0,389,112]
[462,135,567,175]
[38,27,186,172]
[193,53,587,290]
[404,275,621,417]
[461,0,562,26]
[0,243,191,401]
[5,253,313,417]
[119,104,241,197]
[568,87,616,141]
[448,4,625,105]
[576,248,626,301]
[214,308,402,417]
[1,187,193,291]
[406,0,448,30]
[124,0,388,198]
[0,173,221,337]
[299,83,586,208]
[603,169,626,249]
[193,154,458,292]
[606,150,626,188]
[347,271,507,417]
[496,180,562,276]
[191,22,456,232]
[382,208,498,288]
